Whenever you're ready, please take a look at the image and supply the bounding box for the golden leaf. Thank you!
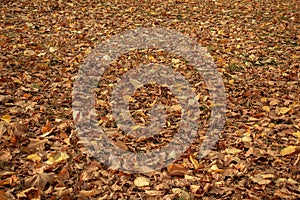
[45,151,69,164]
[1,115,11,123]
[189,154,200,169]
[262,106,270,112]
[276,107,291,115]
[208,164,224,173]
[280,146,298,156]
[26,154,41,163]
[292,132,300,139]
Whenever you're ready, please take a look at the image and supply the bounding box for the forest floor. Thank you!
[0,0,299,199]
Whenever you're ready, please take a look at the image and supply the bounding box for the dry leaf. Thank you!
[280,146,298,156]
[225,147,242,155]
[250,174,272,185]
[1,115,11,123]
[145,190,164,196]
[24,49,36,56]
[45,151,69,164]
[134,177,150,187]
[292,132,300,139]
[208,164,224,173]
[0,150,12,162]
[167,164,187,176]
[27,138,47,150]
[49,47,58,53]
[189,154,200,169]
[262,106,270,112]
[275,107,291,115]
[26,154,42,163]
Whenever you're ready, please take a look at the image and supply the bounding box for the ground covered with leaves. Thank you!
[0,0,299,199]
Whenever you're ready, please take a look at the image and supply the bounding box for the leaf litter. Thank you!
[0,0,299,199]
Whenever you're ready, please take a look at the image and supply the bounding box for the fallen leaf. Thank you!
[27,138,47,150]
[167,164,187,176]
[49,47,58,53]
[57,167,70,182]
[225,147,242,155]
[208,164,224,173]
[262,106,270,112]
[45,151,69,164]
[1,115,11,123]
[24,49,36,56]
[280,146,298,156]
[250,174,272,185]
[189,154,200,169]
[17,187,40,199]
[0,150,12,162]
[26,154,42,163]
[292,132,300,139]
[145,190,164,196]
[134,176,150,187]
[275,107,291,115]
[190,185,201,194]
[25,172,55,190]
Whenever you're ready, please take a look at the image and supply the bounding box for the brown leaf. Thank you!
[27,138,47,150]
[0,150,12,162]
[57,167,70,182]
[24,172,55,190]
[167,164,187,176]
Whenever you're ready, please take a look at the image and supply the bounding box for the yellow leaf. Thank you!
[262,106,270,112]
[225,147,242,155]
[134,177,150,187]
[228,79,234,84]
[208,164,224,173]
[1,114,11,123]
[26,154,41,162]
[131,125,140,131]
[280,146,298,156]
[189,154,200,169]
[13,78,22,84]
[172,58,180,64]
[261,97,267,103]
[292,132,300,139]
[148,55,157,62]
[45,151,69,164]
[276,107,291,115]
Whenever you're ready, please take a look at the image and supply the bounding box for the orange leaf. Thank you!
[167,164,187,176]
